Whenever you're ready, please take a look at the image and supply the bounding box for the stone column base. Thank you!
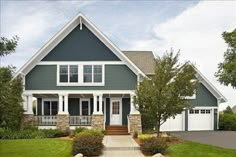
[129,114,142,134]
[91,114,104,130]
[57,114,69,131]
[21,114,34,129]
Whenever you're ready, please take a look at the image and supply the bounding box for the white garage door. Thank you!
[188,109,213,131]
[160,111,184,132]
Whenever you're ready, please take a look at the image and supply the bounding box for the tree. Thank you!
[0,36,23,130]
[0,67,24,130]
[0,36,19,57]
[216,29,236,88]
[134,51,197,136]
[223,106,233,114]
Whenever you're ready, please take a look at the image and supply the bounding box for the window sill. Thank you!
[57,83,105,86]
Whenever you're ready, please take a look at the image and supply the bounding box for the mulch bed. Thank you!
[58,136,74,141]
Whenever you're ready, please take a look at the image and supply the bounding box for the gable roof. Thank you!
[192,65,227,103]
[15,12,145,77]
[122,51,155,75]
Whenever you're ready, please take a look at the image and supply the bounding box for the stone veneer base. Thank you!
[129,114,142,134]
[56,114,69,131]
[22,114,34,129]
[91,114,104,130]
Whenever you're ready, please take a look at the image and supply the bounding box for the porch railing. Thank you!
[34,116,57,126]
[69,116,92,126]
[127,115,130,133]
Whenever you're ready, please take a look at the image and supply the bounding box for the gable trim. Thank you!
[193,65,227,104]
[15,13,145,78]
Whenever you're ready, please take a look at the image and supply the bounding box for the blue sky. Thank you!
[1,1,236,110]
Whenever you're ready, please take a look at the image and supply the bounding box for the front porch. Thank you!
[23,91,141,133]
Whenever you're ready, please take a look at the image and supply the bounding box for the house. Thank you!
[17,13,227,134]
[232,106,236,113]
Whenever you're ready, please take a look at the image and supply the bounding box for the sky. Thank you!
[1,0,236,110]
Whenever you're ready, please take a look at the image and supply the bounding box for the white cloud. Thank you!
[130,1,236,110]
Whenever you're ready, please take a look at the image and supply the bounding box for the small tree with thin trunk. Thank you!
[134,51,197,136]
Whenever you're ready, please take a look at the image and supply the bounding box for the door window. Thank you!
[81,101,89,115]
[112,101,120,115]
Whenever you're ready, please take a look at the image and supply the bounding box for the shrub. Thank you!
[138,134,152,142]
[0,128,68,139]
[73,127,88,135]
[42,129,69,138]
[73,134,104,156]
[133,131,138,138]
[219,113,236,131]
[140,137,167,155]
[75,129,104,138]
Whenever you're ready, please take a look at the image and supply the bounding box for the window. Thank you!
[206,110,211,114]
[112,101,120,114]
[94,65,102,82]
[83,65,92,83]
[194,110,199,114]
[189,110,194,114]
[69,65,78,82]
[43,100,58,115]
[201,110,205,114]
[59,65,68,82]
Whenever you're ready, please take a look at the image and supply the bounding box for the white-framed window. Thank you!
[57,64,104,86]
[42,99,58,116]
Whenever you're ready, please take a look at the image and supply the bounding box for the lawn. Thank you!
[167,141,236,157]
[0,138,73,157]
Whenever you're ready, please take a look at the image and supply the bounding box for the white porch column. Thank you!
[93,94,98,114]
[98,94,103,114]
[26,95,33,114]
[58,94,64,114]
[130,94,140,115]
[64,94,69,114]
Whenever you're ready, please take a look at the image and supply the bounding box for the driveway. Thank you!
[170,131,236,150]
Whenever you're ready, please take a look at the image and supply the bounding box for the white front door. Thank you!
[110,99,122,125]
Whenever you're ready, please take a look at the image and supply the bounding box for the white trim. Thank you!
[14,13,145,78]
[191,106,218,109]
[80,98,91,116]
[192,65,227,103]
[24,90,135,95]
[110,98,122,125]
[37,61,125,65]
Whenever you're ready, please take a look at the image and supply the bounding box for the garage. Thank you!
[160,111,185,131]
[188,109,213,131]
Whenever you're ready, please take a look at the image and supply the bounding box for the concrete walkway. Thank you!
[100,135,144,157]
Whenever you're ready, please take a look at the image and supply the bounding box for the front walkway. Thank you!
[100,135,144,157]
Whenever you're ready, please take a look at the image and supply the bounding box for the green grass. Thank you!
[167,141,236,157]
[0,139,72,157]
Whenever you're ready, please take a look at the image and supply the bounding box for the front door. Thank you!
[110,99,122,125]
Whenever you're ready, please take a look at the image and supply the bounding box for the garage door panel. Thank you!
[188,109,212,131]
[160,112,184,132]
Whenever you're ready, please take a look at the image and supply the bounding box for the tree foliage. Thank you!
[216,29,236,88]
[0,66,24,130]
[223,106,233,114]
[0,36,19,57]
[134,51,197,136]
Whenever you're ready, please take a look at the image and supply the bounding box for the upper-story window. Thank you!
[58,64,104,86]
[83,65,103,83]
[59,65,78,83]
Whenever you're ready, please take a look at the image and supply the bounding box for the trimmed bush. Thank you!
[0,128,68,139]
[219,113,236,131]
[73,134,104,156]
[75,129,104,138]
[138,134,152,142]
[140,137,167,155]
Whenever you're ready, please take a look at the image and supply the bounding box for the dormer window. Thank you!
[57,63,104,86]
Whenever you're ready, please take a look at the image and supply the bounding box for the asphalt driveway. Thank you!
[170,131,236,150]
